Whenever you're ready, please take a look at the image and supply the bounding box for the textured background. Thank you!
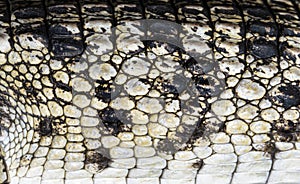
[0,0,300,183]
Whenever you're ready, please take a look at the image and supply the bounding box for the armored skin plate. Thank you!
[0,0,299,183]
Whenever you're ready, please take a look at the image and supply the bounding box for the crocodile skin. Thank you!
[0,0,300,183]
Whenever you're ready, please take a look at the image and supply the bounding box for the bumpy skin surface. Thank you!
[0,0,300,183]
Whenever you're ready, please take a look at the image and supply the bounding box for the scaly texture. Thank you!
[0,0,300,183]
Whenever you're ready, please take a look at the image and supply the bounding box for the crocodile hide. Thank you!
[0,0,300,183]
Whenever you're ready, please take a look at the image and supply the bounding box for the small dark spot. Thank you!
[246,7,271,18]
[99,107,130,135]
[274,119,296,133]
[282,48,297,62]
[85,151,111,172]
[0,95,12,127]
[192,160,204,170]
[138,78,150,84]
[51,38,83,58]
[263,141,278,157]
[85,6,112,14]
[182,7,201,16]
[39,118,53,136]
[216,47,228,54]
[121,5,143,14]
[270,84,300,109]
[147,5,174,16]
[156,139,178,154]
[250,38,277,59]
[191,26,198,32]
[249,22,277,36]
[55,81,72,92]
[215,8,237,15]
[48,6,71,14]
[180,57,204,75]
[101,28,106,33]
[14,7,44,19]
[162,83,178,94]
[147,41,178,54]
[49,24,75,37]
[95,80,111,103]
[192,76,213,97]
[194,76,210,86]
[283,27,300,37]
[185,119,209,145]
[273,131,294,142]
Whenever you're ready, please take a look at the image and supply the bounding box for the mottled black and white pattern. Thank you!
[0,0,299,184]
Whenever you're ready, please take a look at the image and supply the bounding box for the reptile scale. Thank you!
[0,0,300,183]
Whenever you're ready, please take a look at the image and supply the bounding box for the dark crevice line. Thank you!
[232,0,247,67]
[200,0,215,53]
[5,0,13,49]
[138,0,148,56]
[229,3,244,182]
[42,0,52,56]
[152,2,180,182]
[189,1,214,182]
[107,0,117,55]
[262,0,281,183]
[235,0,268,88]
[0,154,10,184]
[264,135,277,184]
[2,10,15,182]
[72,0,96,167]
[170,0,180,24]
[138,0,146,19]
[200,0,214,31]
[193,159,204,184]
[170,0,183,60]
[200,0,220,112]
[229,159,238,184]
[263,0,281,70]
[76,0,86,55]
[107,0,117,28]
[182,0,216,145]
[0,94,10,183]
